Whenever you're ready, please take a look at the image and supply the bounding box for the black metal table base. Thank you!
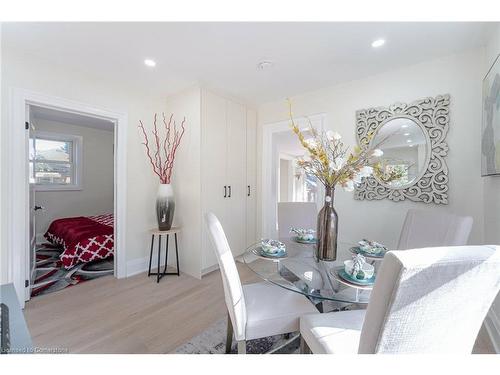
[148,232,180,283]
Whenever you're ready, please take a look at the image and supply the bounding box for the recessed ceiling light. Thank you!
[407,139,413,143]
[371,39,386,48]
[401,124,409,129]
[257,61,274,70]
[404,132,410,136]
[144,59,156,67]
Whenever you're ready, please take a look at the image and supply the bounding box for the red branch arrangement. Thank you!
[138,113,186,184]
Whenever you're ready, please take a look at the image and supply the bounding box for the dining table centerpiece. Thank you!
[288,101,398,262]
[139,113,186,231]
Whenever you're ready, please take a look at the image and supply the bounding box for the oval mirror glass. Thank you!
[371,117,428,188]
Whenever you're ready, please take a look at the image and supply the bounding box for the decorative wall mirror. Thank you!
[354,94,450,204]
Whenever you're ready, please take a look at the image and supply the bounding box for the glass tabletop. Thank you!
[242,239,373,304]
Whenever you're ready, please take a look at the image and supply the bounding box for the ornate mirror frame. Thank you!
[354,94,450,204]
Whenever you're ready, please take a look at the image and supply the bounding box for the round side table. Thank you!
[148,227,181,283]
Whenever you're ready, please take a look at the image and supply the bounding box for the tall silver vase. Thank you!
[315,186,338,261]
[156,183,175,231]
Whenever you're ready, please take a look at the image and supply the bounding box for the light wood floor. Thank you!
[24,264,259,353]
[24,264,496,354]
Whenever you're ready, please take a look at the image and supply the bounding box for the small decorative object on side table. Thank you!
[148,227,181,283]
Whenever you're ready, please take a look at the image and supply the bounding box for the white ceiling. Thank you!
[31,105,115,131]
[3,22,496,105]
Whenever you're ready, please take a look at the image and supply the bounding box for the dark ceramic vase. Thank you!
[156,184,175,231]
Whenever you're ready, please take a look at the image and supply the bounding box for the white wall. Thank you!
[165,87,202,278]
[258,48,485,249]
[279,158,290,202]
[483,24,500,353]
[0,46,188,281]
[33,119,114,237]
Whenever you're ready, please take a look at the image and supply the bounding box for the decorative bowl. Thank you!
[344,260,375,280]
[336,268,376,287]
[358,239,387,254]
[290,228,316,241]
[294,237,317,244]
[260,239,286,254]
[350,246,387,258]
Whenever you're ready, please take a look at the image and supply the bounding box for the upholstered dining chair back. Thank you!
[397,209,473,250]
[277,202,317,239]
[358,245,500,354]
[204,212,247,342]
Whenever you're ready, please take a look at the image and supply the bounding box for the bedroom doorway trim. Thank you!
[7,88,128,307]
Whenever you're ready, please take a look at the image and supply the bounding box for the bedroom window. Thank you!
[29,132,82,191]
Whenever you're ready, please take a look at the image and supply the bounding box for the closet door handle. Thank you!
[228,185,231,198]
[224,185,227,198]
[247,185,250,197]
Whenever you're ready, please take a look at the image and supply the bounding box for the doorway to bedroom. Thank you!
[28,105,116,298]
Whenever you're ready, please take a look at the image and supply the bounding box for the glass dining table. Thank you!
[242,239,377,311]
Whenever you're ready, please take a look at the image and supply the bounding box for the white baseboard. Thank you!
[200,252,248,276]
[201,252,248,276]
[201,263,219,276]
[484,308,500,353]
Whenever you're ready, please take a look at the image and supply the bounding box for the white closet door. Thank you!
[246,109,257,247]
[201,90,228,270]
[226,100,247,256]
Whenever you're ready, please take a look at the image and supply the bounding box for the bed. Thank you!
[44,214,114,269]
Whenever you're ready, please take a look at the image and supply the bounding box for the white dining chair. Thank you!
[300,245,500,354]
[277,202,317,239]
[204,212,317,354]
[397,209,473,250]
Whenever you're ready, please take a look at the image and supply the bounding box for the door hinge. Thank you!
[25,122,29,130]
[25,279,29,288]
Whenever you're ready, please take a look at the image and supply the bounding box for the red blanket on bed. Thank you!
[44,214,114,269]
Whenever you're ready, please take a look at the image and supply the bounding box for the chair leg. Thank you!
[300,336,312,354]
[225,314,233,354]
[237,340,246,354]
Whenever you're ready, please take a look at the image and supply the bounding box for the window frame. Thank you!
[30,131,83,191]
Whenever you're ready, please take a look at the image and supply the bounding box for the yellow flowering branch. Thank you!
[288,100,397,191]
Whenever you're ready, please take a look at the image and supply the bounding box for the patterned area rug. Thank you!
[31,243,113,298]
[174,318,300,354]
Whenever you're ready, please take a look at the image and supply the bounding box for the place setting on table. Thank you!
[330,239,387,290]
[290,228,317,245]
[242,230,390,310]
